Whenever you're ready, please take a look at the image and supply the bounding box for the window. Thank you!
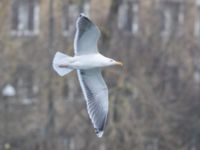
[62,3,79,36]
[195,0,200,37]
[118,1,128,30]
[62,0,90,36]
[15,65,37,105]
[118,1,139,34]
[160,1,184,38]
[11,0,39,36]
[132,3,139,34]
[197,0,200,6]
[193,50,200,84]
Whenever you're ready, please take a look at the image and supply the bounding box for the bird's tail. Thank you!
[52,51,74,76]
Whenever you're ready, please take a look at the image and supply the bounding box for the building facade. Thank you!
[0,0,200,149]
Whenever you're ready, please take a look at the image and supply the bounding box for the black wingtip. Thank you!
[79,13,90,20]
[79,13,86,18]
[95,128,104,138]
[94,115,107,138]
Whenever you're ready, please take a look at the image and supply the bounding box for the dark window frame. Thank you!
[160,1,184,38]
[11,0,40,36]
[117,0,139,35]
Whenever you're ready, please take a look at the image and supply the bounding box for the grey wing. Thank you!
[74,13,100,55]
[77,69,108,137]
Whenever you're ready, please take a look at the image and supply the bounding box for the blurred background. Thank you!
[0,0,200,149]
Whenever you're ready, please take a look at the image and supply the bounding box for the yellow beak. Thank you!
[115,61,123,66]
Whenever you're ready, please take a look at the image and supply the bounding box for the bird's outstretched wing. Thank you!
[74,13,100,55]
[77,69,108,137]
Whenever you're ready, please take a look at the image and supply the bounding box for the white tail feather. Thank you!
[52,51,74,76]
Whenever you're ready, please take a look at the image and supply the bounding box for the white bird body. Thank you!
[52,13,122,137]
[59,53,118,70]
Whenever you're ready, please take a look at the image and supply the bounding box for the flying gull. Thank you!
[52,13,123,137]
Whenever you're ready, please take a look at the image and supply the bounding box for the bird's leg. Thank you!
[58,64,68,68]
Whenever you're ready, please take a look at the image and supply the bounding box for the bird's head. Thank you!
[107,58,123,67]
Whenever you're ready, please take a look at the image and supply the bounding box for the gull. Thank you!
[52,13,122,137]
